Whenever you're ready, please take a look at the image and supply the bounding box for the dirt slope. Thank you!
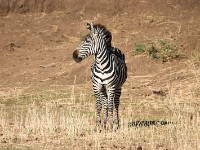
[0,0,200,15]
[0,0,200,100]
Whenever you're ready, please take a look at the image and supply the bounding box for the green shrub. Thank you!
[133,39,183,62]
[135,43,146,53]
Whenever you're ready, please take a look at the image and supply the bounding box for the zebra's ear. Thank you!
[86,23,93,31]
[86,23,91,30]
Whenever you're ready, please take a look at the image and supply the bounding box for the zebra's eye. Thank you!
[85,37,91,43]
[85,38,89,42]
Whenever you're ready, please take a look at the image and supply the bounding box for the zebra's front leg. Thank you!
[96,96,102,129]
[93,89,102,130]
[108,89,115,130]
[93,84,106,130]
[98,87,108,129]
[103,96,108,129]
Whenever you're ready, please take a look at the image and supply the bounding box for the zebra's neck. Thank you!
[94,46,112,70]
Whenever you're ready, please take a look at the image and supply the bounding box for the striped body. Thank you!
[91,47,126,86]
[73,23,127,130]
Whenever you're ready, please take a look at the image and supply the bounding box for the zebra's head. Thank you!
[73,23,112,63]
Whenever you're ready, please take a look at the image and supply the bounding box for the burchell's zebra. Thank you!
[73,23,127,130]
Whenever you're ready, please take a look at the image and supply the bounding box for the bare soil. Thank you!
[0,0,200,98]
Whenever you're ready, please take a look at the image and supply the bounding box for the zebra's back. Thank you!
[111,47,125,63]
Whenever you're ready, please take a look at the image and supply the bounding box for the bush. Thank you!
[133,39,183,63]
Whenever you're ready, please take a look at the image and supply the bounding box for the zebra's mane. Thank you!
[93,23,112,47]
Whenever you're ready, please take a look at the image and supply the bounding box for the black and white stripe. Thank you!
[73,23,127,130]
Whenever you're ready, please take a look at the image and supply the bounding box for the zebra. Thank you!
[73,23,127,130]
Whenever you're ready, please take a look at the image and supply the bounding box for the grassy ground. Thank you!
[0,85,199,150]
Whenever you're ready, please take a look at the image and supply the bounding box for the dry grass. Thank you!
[1,60,200,150]
[0,83,199,150]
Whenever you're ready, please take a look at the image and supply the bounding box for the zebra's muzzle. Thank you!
[73,50,82,63]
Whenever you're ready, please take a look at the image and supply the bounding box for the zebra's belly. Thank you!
[91,72,121,86]
[91,63,127,87]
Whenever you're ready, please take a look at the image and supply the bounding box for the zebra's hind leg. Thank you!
[114,88,122,130]
[107,89,116,130]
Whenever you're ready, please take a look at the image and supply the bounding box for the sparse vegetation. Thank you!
[133,43,146,54]
[0,85,199,150]
[133,39,183,62]
[79,32,85,41]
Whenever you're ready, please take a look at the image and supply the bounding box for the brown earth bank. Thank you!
[0,0,200,98]
[0,0,199,15]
